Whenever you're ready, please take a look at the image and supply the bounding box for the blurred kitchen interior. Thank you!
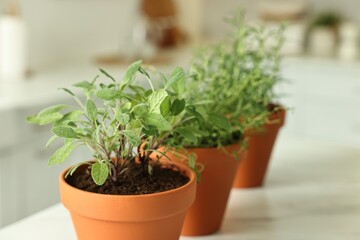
[0,0,360,228]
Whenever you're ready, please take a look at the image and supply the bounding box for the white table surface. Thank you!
[1,137,360,240]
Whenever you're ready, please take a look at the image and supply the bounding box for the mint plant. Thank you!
[27,61,201,185]
[178,11,284,148]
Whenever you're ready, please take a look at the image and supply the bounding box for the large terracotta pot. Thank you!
[59,161,196,240]
[233,107,286,188]
[168,142,244,236]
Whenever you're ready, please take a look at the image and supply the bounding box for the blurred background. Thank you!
[0,0,359,229]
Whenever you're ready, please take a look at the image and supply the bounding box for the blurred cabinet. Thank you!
[280,58,360,147]
[0,101,88,227]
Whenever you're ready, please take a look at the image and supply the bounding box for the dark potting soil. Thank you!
[66,163,189,195]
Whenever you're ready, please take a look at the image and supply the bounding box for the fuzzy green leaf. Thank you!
[48,141,75,166]
[160,96,171,116]
[45,135,58,148]
[176,127,197,143]
[121,60,142,91]
[52,126,78,138]
[208,113,232,132]
[73,81,95,91]
[120,130,142,147]
[170,99,185,116]
[144,113,172,131]
[99,68,116,82]
[96,88,120,101]
[26,113,63,126]
[60,88,75,96]
[54,110,83,127]
[116,113,130,125]
[91,162,109,185]
[86,99,97,121]
[166,67,186,94]
[26,105,68,125]
[148,89,168,113]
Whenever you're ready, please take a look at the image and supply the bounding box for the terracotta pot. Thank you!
[233,107,286,188]
[167,142,244,236]
[59,161,196,240]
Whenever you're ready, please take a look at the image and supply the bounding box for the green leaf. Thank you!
[115,113,130,125]
[148,89,168,113]
[166,67,186,94]
[48,141,76,166]
[96,88,120,100]
[91,162,109,185]
[208,113,232,132]
[54,110,83,127]
[73,81,95,91]
[175,127,197,142]
[142,125,158,136]
[45,135,58,148]
[160,96,171,116]
[170,99,185,116]
[38,105,68,116]
[99,68,116,82]
[121,60,142,91]
[60,88,75,96]
[120,130,142,146]
[85,99,97,121]
[26,105,68,125]
[144,113,172,131]
[26,113,63,125]
[52,126,78,138]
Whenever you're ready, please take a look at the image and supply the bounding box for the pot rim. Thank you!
[60,160,196,199]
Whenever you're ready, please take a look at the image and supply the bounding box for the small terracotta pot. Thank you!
[233,107,286,188]
[167,142,244,236]
[59,161,196,240]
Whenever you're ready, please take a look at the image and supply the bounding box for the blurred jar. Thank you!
[338,22,359,61]
[308,27,337,57]
[0,1,27,80]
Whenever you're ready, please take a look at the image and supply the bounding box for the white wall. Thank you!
[2,0,140,70]
[1,0,360,71]
[202,0,360,39]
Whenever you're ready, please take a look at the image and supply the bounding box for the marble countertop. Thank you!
[1,137,359,240]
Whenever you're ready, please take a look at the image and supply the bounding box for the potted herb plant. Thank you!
[224,13,286,188]
[159,16,263,237]
[162,12,286,236]
[26,61,200,240]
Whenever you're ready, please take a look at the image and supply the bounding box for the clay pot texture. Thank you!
[168,142,244,236]
[233,107,286,188]
[59,161,196,240]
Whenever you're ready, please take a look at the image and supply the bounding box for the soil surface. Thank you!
[66,163,189,195]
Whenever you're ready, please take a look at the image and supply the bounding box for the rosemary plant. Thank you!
[177,11,284,148]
